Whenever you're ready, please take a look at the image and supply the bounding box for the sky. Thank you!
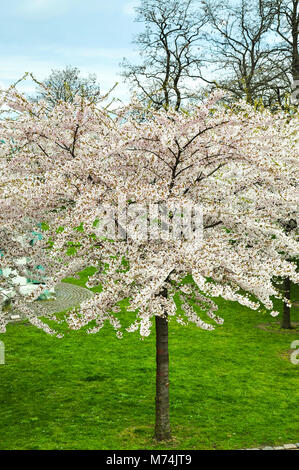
[0,0,143,102]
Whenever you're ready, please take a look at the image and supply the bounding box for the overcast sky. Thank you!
[0,0,143,101]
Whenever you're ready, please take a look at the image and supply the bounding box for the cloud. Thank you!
[0,52,133,102]
[18,0,133,17]
[24,0,52,9]
[44,45,138,61]
[123,1,139,17]
[18,0,71,17]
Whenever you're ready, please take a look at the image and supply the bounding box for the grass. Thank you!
[0,268,298,450]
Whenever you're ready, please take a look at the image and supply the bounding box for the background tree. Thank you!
[34,66,101,108]
[277,218,298,329]
[202,0,292,107]
[202,0,298,328]
[121,0,209,110]
[269,0,299,324]
[272,0,299,105]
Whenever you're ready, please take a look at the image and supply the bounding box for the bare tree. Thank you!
[121,0,209,111]
[272,0,299,104]
[202,0,291,106]
[34,66,101,108]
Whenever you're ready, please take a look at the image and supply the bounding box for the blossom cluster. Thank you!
[0,84,298,337]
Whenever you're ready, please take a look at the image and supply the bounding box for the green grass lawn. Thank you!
[0,268,298,450]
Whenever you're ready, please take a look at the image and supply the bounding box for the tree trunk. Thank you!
[155,313,171,441]
[281,277,292,329]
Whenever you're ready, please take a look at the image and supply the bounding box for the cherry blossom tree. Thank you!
[0,83,298,440]
[276,216,298,328]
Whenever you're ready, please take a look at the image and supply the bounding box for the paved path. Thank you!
[243,443,299,450]
[7,282,95,321]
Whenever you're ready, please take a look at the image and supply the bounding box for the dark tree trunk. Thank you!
[281,277,292,329]
[155,313,171,441]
